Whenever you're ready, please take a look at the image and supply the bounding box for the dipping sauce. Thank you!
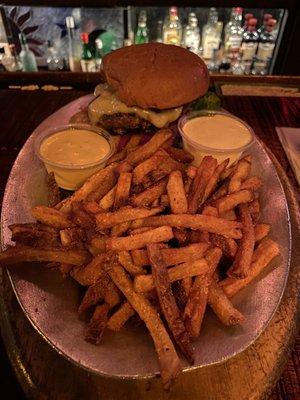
[36,125,113,190]
[178,111,254,166]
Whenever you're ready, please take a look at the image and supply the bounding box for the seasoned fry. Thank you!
[111,221,131,237]
[82,201,104,214]
[248,199,260,224]
[228,204,255,278]
[203,158,230,203]
[60,164,116,212]
[104,280,121,308]
[202,205,218,217]
[96,206,164,229]
[129,227,152,235]
[182,277,192,297]
[9,223,60,248]
[32,205,74,229]
[228,156,252,193]
[206,180,229,204]
[167,170,188,214]
[107,301,135,331]
[71,253,106,286]
[130,179,167,207]
[134,258,209,293]
[219,209,237,221]
[130,214,242,239]
[160,194,170,207]
[126,128,173,166]
[188,156,217,214]
[88,236,107,255]
[184,247,221,337]
[106,226,174,251]
[107,149,127,164]
[173,228,190,245]
[255,223,271,242]
[70,202,95,229]
[113,172,132,210]
[85,304,109,345]
[78,275,111,314]
[59,263,73,277]
[115,160,133,175]
[60,227,86,249]
[220,239,280,297]
[163,145,194,163]
[210,234,238,258]
[103,257,181,390]
[118,251,146,275]
[0,246,90,266]
[131,243,210,267]
[187,165,197,179]
[126,134,141,149]
[215,189,253,214]
[208,281,245,326]
[148,243,194,363]
[240,176,262,191]
[98,185,117,210]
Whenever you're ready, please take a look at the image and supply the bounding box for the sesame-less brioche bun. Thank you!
[101,43,209,110]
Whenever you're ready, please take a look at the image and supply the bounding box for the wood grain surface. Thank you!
[0,89,299,399]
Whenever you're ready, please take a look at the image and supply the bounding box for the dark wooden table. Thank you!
[0,89,299,399]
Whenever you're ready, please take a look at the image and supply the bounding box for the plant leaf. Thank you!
[17,10,31,26]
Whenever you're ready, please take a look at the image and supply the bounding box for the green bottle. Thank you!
[19,33,38,72]
[80,32,95,72]
[135,10,149,44]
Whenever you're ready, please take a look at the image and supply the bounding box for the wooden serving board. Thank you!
[0,148,299,400]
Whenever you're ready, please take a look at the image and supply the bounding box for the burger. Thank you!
[87,43,209,135]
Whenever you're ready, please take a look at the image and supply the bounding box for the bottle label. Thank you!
[256,43,275,61]
[163,30,181,45]
[203,35,220,59]
[241,42,258,60]
[226,34,243,52]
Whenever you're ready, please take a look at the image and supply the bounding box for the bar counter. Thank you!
[0,78,299,399]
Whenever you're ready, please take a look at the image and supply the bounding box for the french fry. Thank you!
[0,246,90,266]
[188,156,217,214]
[129,227,152,235]
[130,214,242,239]
[202,205,218,217]
[206,180,229,204]
[219,209,237,221]
[134,258,209,293]
[167,170,188,214]
[107,149,127,164]
[130,243,209,267]
[129,179,167,207]
[228,204,255,278]
[111,221,131,237]
[60,164,116,212]
[32,205,74,229]
[113,172,132,210]
[220,239,280,298]
[115,160,133,175]
[160,194,170,207]
[220,162,237,181]
[59,263,73,277]
[70,202,95,229]
[60,227,86,249]
[104,280,121,308]
[182,277,192,297]
[163,145,194,163]
[118,251,146,275]
[82,201,104,214]
[103,256,181,390]
[187,165,197,179]
[210,234,238,258]
[126,128,173,166]
[126,134,141,149]
[228,156,252,193]
[255,223,271,242]
[240,176,262,191]
[215,189,253,214]
[85,304,109,345]
[96,206,164,229]
[98,185,117,210]
[71,253,106,286]
[106,226,174,251]
[202,158,230,203]
[9,223,60,248]
[78,274,111,314]
[173,228,190,245]
[107,301,135,331]
[208,281,245,326]
[184,247,222,337]
[148,243,194,363]
[248,199,260,224]
[87,236,107,256]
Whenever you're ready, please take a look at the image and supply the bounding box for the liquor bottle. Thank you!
[243,13,253,30]
[241,18,259,62]
[253,19,276,75]
[257,13,273,36]
[46,40,64,71]
[19,33,38,72]
[207,48,220,72]
[202,8,221,61]
[231,51,245,75]
[80,32,95,72]
[183,12,200,54]
[66,16,81,72]
[155,20,163,42]
[163,6,182,46]
[224,7,243,56]
[135,10,149,44]
[1,44,22,71]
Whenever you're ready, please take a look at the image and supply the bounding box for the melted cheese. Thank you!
[88,84,183,128]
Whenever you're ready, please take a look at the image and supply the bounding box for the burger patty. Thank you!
[98,113,154,135]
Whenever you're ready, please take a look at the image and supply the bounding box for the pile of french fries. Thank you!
[0,128,280,390]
